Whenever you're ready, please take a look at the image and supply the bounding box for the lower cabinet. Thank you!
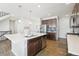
[28,42,35,56]
[41,35,46,49]
[27,35,46,56]
[47,32,56,40]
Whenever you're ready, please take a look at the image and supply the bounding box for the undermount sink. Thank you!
[25,34,36,37]
[24,33,41,37]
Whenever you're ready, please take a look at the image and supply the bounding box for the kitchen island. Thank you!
[4,33,46,56]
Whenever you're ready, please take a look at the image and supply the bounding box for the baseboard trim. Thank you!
[58,38,66,40]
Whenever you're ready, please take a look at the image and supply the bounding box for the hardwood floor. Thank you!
[36,39,67,56]
[0,39,15,56]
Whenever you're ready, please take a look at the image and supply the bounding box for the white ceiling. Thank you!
[0,3,75,18]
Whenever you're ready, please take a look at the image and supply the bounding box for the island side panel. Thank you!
[12,40,25,56]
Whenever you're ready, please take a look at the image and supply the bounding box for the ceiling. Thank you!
[0,3,75,18]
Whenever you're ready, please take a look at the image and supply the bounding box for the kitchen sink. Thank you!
[25,34,36,37]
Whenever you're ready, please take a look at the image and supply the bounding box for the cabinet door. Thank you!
[37,39,42,51]
[42,39,46,49]
[34,40,39,53]
[41,35,46,49]
[34,37,42,53]
[28,42,35,56]
[27,36,46,56]
[47,33,56,40]
[27,37,42,56]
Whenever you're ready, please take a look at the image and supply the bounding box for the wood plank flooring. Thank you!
[0,39,15,56]
[36,39,67,56]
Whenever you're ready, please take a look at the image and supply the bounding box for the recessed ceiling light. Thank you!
[37,5,40,8]
[18,20,21,23]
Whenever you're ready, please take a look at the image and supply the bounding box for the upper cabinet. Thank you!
[70,3,79,33]
[41,19,57,33]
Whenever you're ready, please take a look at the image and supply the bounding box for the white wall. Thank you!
[59,16,71,38]
[0,18,10,31]
[30,17,41,33]
[15,17,41,34]
[0,3,41,33]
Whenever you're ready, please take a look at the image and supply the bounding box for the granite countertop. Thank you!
[67,33,79,35]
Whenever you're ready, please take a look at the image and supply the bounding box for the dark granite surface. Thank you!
[67,33,79,35]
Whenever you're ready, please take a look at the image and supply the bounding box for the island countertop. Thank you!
[4,33,46,44]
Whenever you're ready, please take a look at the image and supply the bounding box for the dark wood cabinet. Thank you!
[41,35,46,49]
[47,32,56,40]
[41,18,57,41]
[72,3,79,14]
[27,35,46,56]
[28,42,35,56]
[27,38,37,56]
